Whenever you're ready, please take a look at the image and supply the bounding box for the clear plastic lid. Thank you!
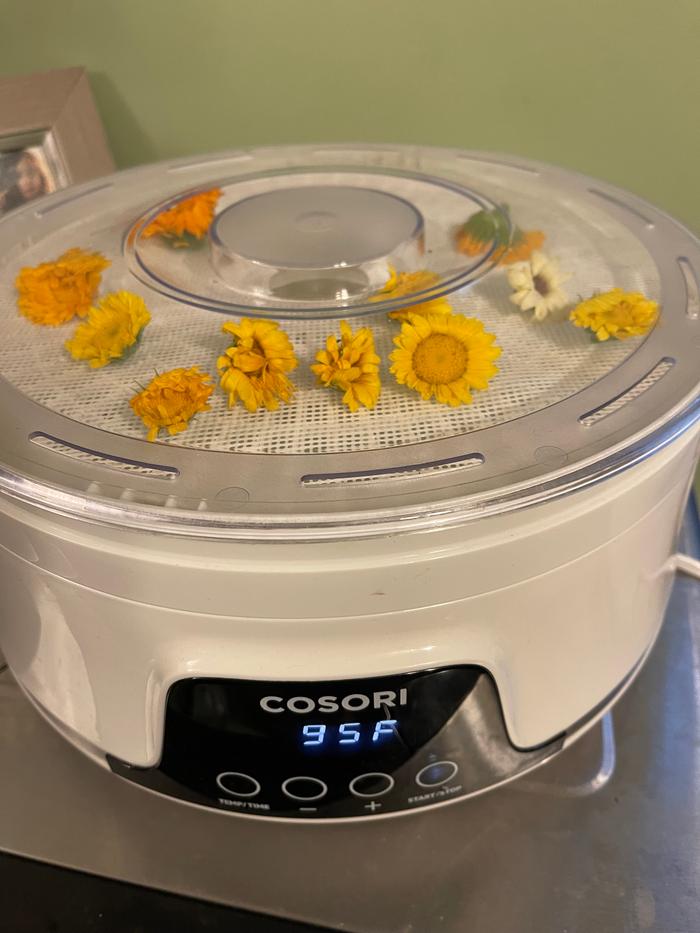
[0,145,698,540]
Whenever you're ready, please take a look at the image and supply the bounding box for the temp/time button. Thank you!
[216,771,261,798]
[415,760,459,788]
[281,776,328,801]
[349,772,395,798]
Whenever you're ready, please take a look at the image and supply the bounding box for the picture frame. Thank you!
[0,66,114,218]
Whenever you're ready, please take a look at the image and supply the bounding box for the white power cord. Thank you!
[675,553,700,580]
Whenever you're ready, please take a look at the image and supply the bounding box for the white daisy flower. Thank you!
[507,251,570,321]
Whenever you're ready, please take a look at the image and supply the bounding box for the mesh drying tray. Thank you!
[0,145,699,540]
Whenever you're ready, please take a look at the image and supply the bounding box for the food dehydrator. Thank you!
[0,145,699,819]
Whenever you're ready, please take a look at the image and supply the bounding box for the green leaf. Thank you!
[460,206,511,247]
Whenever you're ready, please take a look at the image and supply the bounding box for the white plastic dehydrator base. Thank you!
[0,425,698,768]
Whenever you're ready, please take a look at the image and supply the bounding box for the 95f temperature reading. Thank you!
[302,720,398,749]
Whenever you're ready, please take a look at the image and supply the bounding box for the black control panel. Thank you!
[108,667,559,818]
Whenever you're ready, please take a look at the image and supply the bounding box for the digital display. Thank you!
[301,719,398,749]
[138,667,483,817]
[109,665,562,819]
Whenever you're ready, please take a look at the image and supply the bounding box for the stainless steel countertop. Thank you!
[1,514,700,932]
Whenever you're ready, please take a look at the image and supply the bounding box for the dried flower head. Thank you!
[65,291,151,368]
[507,252,570,321]
[374,266,453,321]
[390,312,501,407]
[454,207,545,266]
[570,289,659,341]
[141,188,222,245]
[15,247,110,325]
[311,321,381,411]
[218,318,298,412]
[130,367,214,441]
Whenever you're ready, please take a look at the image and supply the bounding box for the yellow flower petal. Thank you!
[371,267,452,322]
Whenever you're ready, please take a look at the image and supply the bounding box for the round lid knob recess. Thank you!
[215,186,420,268]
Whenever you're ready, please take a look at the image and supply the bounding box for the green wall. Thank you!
[1,0,699,231]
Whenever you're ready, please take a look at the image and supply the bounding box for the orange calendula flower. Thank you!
[311,321,381,412]
[454,207,510,259]
[130,367,214,441]
[496,228,546,265]
[454,230,490,257]
[218,318,298,412]
[141,188,222,245]
[570,289,659,341]
[454,207,545,266]
[15,247,110,326]
[373,266,453,321]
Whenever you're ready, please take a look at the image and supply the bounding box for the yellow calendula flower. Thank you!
[15,247,110,326]
[130,367,214,442]
[373,266,453,321]
[311,321,381,412]
[141,188,222,245]
[375,267,440,299]
[390,312,501,407]
[218,318,298,412]
[570,289,659,341]
[65,291,151,368]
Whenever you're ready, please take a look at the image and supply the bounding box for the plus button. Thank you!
[364,800,382,812]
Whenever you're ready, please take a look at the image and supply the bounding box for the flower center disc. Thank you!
[533,273,550,296]
[412,333,468,384]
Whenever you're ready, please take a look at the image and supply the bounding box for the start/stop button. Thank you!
[415,761,459,788]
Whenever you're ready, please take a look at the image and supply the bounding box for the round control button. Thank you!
[216,771,261,798]
[349,772,395,799]
[281,776,328,802]
[415,760,459,788]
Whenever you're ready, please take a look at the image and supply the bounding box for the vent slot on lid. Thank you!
[312,147,398,156]
[579,358,675,427]
[302,453,484,487]
[678,257,700,320]
[457,154,540,176]
[588,188,655,229]
[29,434,178,480]
[168,153,253,172]
[34,183,114,217]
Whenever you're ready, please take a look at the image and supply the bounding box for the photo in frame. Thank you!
[0,66,114,217]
